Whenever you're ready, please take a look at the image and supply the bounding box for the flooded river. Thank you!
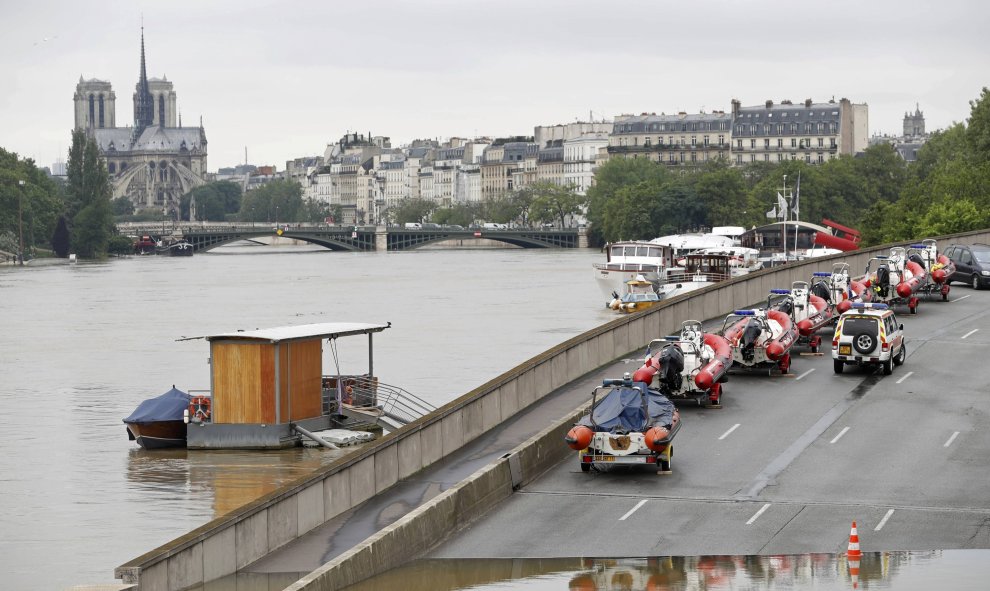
[0,244,611,590]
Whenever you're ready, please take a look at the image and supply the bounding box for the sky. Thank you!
[2,0,988,172]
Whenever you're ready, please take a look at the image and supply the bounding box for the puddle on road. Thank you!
[341,552,987,591]
[194,551,989,590]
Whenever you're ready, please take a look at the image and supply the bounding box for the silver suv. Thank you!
[832,303,906,375]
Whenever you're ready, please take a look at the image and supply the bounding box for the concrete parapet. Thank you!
[284,405,586,591]
[116,228,990,590]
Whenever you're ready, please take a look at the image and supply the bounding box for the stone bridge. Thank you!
[118,223,587,252]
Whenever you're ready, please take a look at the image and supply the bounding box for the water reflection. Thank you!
[125,445,360,519]
[333,551,988,591]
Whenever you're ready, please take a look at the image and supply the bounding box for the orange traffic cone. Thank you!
[847,521,862,559]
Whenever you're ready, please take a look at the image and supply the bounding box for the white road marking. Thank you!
[830,427,850,444]
[746,503,771,525]
[962,329,979,339]
[619,499,648,521]
[895,371,914,384]
[875,509,895,531]
[718,423,741,440]
[944,431,960,448]
[952,295,972,302]
[796,368,816,380]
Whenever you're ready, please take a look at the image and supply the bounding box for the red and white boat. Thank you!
[864,247,927,314]
[721,308,797,374]
[907,239,955,301]
[632,320,733,408]
[769,281,834,353]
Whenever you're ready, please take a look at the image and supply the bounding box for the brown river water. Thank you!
[0,244,612,590]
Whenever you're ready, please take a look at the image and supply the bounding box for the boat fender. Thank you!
[644,426,670,452]
[565,425,593,450]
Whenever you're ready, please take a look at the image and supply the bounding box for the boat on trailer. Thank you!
[123,322,435,450]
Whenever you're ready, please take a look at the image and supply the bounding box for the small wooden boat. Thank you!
[123,386,191,449]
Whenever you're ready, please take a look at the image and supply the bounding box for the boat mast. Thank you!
[781,175,788,262]
[792,171,800,257]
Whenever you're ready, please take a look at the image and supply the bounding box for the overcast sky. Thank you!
[2,0,988,171]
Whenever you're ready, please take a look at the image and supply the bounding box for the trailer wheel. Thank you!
[580,461,591,473]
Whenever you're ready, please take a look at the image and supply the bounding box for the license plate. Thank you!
[588,455,647,464]
[839,345,851,355]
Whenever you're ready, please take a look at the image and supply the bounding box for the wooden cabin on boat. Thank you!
[185,322,390,449]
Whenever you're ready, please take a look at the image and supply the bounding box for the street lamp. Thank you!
[17,180,25,266]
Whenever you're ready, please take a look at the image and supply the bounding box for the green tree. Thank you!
[0,148,65,257]
[526,182,586,227]
[239,180,304,224]
[111,196,134,217]
[180,180,243,221]
[587,157,671,243]
[51,215,70,257]
[432,203,477,227]
[392,198,435,225]
[966,87,990,162]
[66,130,114,257]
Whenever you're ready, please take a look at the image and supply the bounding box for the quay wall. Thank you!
[116,229,990,590]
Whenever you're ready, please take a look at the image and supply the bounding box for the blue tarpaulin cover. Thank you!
[123,387,191,424]
[578,383,675,433]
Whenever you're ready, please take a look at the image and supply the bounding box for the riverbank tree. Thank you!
[0,147,66,259]
[65,129,114,258]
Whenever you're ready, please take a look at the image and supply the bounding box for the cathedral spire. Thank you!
[134,26,154,132]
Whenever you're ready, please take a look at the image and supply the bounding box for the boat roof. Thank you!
[188,322,391,343]
[651,233,734,249]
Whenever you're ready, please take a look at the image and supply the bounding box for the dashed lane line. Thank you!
[796,368,816,380]
[895,371,914,384]
[718,424,741,440]
[962,329,979,339]
[830,427,850,444]
[875,509,895,531]
[944,431,960,448]
[952,295,972,302]
[619,499,648,521]
[746,503,771,525]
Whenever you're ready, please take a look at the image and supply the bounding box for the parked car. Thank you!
[944,243,990,290]
[832,303,905,376]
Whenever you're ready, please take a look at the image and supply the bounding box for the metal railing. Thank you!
[324,375,436,429]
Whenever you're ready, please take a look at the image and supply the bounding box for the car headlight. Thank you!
[981,270,990,277]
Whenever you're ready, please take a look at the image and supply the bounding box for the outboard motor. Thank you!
[739,319,763,362]
[908,253,926,269]
[775,298,794,317]
[656,344,684,393]
[875,266,891,298]
[811,281,831,303]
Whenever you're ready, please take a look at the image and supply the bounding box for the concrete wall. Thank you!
[116,229,990,590]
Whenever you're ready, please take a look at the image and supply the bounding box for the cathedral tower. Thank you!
[73,78,116,130]
[903,104,925,138]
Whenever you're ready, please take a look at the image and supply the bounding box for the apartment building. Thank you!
[729,98,868,165]
[563,132,609,194]
[608,111,732,165]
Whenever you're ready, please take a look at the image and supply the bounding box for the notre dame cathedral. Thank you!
[73,29,208,216]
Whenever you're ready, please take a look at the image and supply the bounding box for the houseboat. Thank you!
[123,322,435,450]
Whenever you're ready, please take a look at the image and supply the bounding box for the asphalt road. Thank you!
[432,287,990,559]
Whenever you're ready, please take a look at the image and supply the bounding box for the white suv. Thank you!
[832,303,906,375]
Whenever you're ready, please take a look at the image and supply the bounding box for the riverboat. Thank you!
[123,386,191,449]
[657,253,736,300]
[122,322,435,450]
[594,241,673,299]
